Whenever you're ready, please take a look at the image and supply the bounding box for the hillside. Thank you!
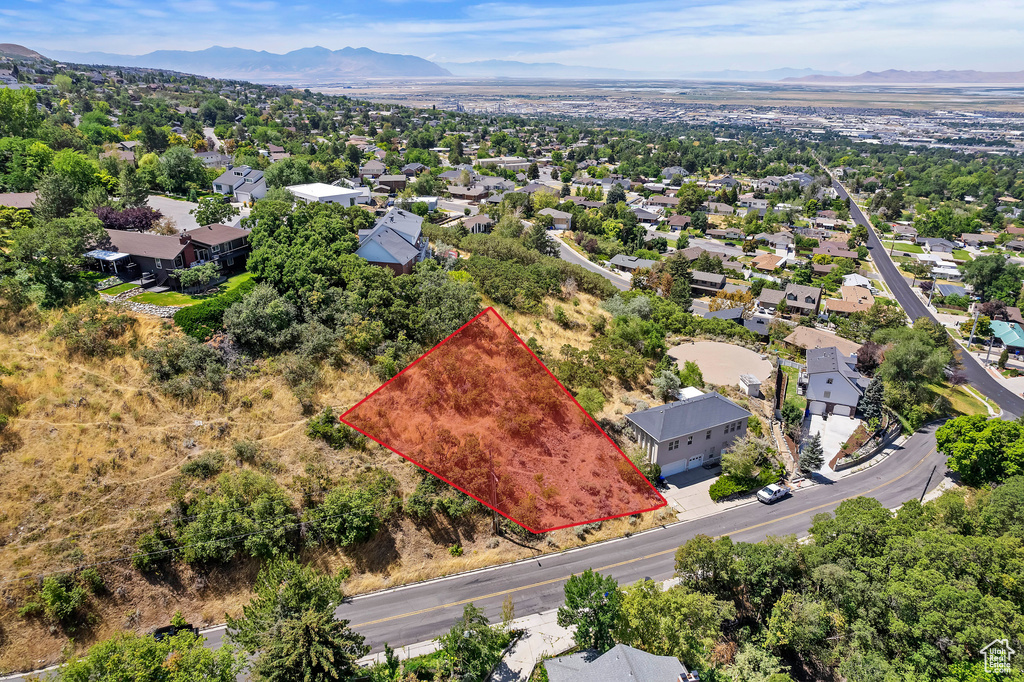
[0,44,43,59]
[0,294,672,673]
[40,45,452,82]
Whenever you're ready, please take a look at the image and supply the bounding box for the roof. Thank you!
[692,270,727,285]
[288,183,363,200]
[373,207,423,245]
[936,283,967,297]
[758,288,787,306]
[377,175,407,183]
[626,392,752,442]
[825,285,875,314]
[609,254,656,270]
[806,346,868,395]
[784,327,862,356]
[0,191,36,209]
[537,208,571,220]
[751,253,783,270]
[356,225,420,265]
[544,644,686,682]
[100,229,186,261]
[184,223,250,246]
[703,306,744,320]
[667,215,691,226]
[784,283,821,306]
[462,214,494,228]
[992,320,1024,348]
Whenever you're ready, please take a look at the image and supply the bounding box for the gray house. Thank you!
[544,644,691,682]
[211,165,266,202]
[609,254,656,273]
[355,208,429,275]
[626,391,752,477]
[799,346,869,417]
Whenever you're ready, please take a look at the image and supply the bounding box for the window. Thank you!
[724,427,729,435]
[826,378,834,384]
[687,435,693,445]
[211,244,221,253]
[226,257,235,266]
[155,258,162,269]
[706,430,711,440]
[824,391,832,399]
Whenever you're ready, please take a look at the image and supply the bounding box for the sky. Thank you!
[2,0,1023,73]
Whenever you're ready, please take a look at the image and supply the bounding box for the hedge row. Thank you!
[172,278,257,340]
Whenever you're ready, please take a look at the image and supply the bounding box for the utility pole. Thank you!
[489,447,499,535]
[927,277,937,307]
[967,307,981,349]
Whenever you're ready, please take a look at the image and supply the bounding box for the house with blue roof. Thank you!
[991,320,1024,350]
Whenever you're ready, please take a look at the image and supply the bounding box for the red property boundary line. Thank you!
[340,306,668,534]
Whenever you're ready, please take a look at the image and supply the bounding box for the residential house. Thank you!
[824,285,875,316]
[625,391,751,476]
[631,207,661,227]
[799,346,869,417]
[609,254,656,273]
[755,232,794,249]
[647,195,679,209]
[661,166,689,181]
[691,271,727,296]
[813,241,859,259]
[666,215,691,231]
[707,175,739,190]
[287,183,363,206]
[739,195,768,211]
[544,644,692,682]
[447,185,489,203]
[917,237,956,254]
[401,162,427,177]
[86,229,197,287]
[783,327,862,357]
[182,223,251,273]
[960,233,997,248]
[196,151,232,167]
[782,283,822,316]
[705,202,737,216]
[359,160,386,181]
[750,253,783,273]
[211,165,266,201]
[354,208,429,275]
[843,273,872,288]
[706,227,745,240]
[461,214,494,234]
[537,208,572,229]
[756,288,786,311]
[0,192,37,210]
[376,175,408,193]
[991,320,1024,351]
[891,225,918,240]
[812,263,837,276]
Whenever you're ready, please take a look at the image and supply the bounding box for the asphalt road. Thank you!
[0,425,947,681]
[831,177,1024,418]
[554,234,630,291]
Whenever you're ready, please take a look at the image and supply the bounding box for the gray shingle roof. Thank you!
[373,207,422,245]
[626,392,752,442]
[609,254,656,270]
[544,644,686,682]
[358,225,420,265]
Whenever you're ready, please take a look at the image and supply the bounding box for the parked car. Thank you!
[153,623,199,641]
[756,483,791,505]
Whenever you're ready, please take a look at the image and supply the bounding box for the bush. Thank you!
[180,450,226,479]
[309,471,400,547]
[306,408,367,450]
[138,335,226,401]
[232,439,261,463]
[49,300,137,358]
[20,574,89,625]
[132,528,174,573]
[574,387,605,416]
[404,473,479,521]
[173,277,256,340]
[223,282,300,355]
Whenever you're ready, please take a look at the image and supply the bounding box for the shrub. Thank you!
[449,543,464,557]
[180,450,226,479]
[309,470,400,547]
[574,387,605,416]
[173,277,256,340]
[132,528,174,573]
[232,439,261,463]
[20,574,89,625]
[306,408,367,450]
[49,300,137,358]
[223,282,301,355]
[138,335,226,401]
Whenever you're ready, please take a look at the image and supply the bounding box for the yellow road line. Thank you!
[352,447,936,629]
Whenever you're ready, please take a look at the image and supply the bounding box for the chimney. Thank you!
[179,233,192,245]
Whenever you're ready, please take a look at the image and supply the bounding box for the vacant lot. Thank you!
[668,341,772,388]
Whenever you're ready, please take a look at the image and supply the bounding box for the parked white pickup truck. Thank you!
[756,483,791,505]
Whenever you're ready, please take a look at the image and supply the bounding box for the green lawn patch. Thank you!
[881,240,924,254]
[952,249,973,261]
[781,365,806,411]
[99,283,137,296]
[927,383,989,417]
[130,272,253,307]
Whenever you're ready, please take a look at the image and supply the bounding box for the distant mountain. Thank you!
[681,67,846,82]
[0,43,44,59]
[42,45,452,81]
[438,60,638,79]
[782,69,1024,84]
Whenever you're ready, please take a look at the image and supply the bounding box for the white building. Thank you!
[287,183,363,207]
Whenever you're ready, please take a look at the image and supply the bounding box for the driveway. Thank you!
[667,341,772,388]
[805,413,861,477]
[147,195,200,232]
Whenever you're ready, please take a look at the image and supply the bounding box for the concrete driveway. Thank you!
[805,413,861,477]
[147,195,200,232]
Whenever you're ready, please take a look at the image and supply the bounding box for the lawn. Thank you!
[130,272,253,307]
[98,282,138,296]
[952,249,973,261]
[781,365,806,410]
[928,383,990,417]
[881,240,924,254]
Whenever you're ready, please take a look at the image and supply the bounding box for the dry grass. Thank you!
[0,295,670,673]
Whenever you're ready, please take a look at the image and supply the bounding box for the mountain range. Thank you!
[42,46,452,81]
[783,69,1024,84]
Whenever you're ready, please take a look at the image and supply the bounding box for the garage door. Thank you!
[833,404,852,417]
[809,401,825,416]
[686,454,704,471]
[659,459,688,478]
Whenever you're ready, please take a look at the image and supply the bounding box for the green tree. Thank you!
[799,433,824,474]
[33,173,80,221]
[55,630,243,682]
[858,377,884,423]
[191,196,240,226]
[251,609,369,682]
[679,360,704,388]
[117,165,151,208]
[311,471,399,547]
[557,569,622,652]
[264,157,315,188]
[436,603,505,681]
[50,149,97,195]
[12,210,105,306]
[522,221,559,257]
[228,558,346,653]
[652,369,681,402]
[674,534,737,598]
[937,415,1024,485]
[0,87,40,138]
[159,146,207,194]
[223,282,300,355]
